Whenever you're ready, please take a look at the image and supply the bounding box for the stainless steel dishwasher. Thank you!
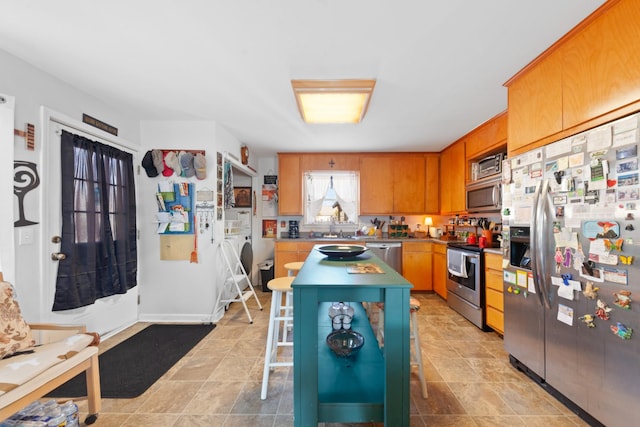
[366,242,402,273]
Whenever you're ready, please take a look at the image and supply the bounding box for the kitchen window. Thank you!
[303,171,359,226]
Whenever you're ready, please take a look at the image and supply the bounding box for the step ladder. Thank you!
[216,239,263,323]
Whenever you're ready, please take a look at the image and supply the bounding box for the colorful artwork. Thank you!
[262,219,277,238]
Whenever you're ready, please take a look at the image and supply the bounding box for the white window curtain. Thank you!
[304,171,359,225]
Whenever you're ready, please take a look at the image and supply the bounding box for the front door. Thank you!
[42,109,139,335]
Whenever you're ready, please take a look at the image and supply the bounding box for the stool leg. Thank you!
[411,310,428,399]
[261,290,281,400]
[282,291,293,341]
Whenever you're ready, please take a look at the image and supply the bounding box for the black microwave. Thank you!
[472,152,505,180]
[466,177,502,213]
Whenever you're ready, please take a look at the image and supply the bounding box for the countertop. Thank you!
[276,235,506,255]
[275,235,449,244]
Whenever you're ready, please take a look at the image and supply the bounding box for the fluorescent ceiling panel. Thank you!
[292,79,376,124]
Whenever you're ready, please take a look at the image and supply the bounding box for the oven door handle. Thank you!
[447,268,467,278]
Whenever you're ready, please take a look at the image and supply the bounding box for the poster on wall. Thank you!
[233,187,252,207]
[262,184,277,217]
[262,219,277,238]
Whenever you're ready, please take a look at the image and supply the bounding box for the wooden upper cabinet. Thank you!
[360,154,435,214]
[465,112,508,161]
[300,153,359,171]
[278,153,302,215]
[393,155,425,214]
[360,155,394,214]
[562,0,640,129]
[506,0,640,153]
[425,154,439,213]
[281,152,438,216]
[439,141,466,214]
[507,49,563,152]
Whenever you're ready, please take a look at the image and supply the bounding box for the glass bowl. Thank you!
[326,329,365,357]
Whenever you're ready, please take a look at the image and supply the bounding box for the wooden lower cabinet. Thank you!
[432,243,447,299]
[275,241,350,278]
[484,252,504,334]
[402,242,432,291]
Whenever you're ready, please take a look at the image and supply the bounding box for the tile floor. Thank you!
[76,293,591,426]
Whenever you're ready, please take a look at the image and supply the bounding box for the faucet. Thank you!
[329,218,336,236]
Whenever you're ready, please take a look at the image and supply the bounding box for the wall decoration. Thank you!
[14,160,39,227]
[233,187,251,208]
[262,184,278,217]
[262,219,277,238]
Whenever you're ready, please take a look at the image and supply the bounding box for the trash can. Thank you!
[259,260,274,292]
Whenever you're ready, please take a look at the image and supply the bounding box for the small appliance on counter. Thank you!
[288,220,299,238]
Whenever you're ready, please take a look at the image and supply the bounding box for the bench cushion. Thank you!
[0,282,35,359]
[0,333,94,396]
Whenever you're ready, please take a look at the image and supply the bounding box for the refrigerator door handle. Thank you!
[540,179,553,308]
[538,179,552,308]
[530,180,545,306]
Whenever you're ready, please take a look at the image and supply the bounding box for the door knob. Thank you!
[51,252,66,261]
[51,236,62,243]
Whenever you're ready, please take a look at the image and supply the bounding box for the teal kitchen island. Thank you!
[292,246,413,426]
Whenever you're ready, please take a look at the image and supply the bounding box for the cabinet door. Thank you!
[486,305,504,335]
[562,0,640,129]
[465,112,508,160]
[439,141,466,214]
[425,154,439,213]
[402,242,432,291]
[297,242,317,263]
[432,246,447,299]
[278,154,302,215]
[275,242,300,278]
[393,155,425,213]
[484,252,504,333]
[507,49,563,152]
[360,156,394,214]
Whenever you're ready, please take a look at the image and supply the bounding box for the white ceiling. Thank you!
[0,0,606,156]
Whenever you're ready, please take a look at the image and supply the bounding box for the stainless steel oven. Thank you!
[446,244,486,330]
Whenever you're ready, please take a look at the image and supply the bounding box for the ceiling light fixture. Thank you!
[291,79,376,124]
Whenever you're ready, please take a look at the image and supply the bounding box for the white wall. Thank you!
[253,156,278,269]
[138,121,259,322]
[0,47,275,331]
[0,49,141,335]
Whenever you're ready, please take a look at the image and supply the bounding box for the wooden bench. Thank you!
[0,272,101,424]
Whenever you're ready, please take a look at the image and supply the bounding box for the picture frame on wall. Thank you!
[262,219,277,238]
[233,187,251,207]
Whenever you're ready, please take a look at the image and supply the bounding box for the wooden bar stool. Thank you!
[376,296,428,398]
[261,276,295,400]
[284,261,304,276]
[282,262,303,331]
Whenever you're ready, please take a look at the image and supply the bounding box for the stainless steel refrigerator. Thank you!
[502,111,640,427]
